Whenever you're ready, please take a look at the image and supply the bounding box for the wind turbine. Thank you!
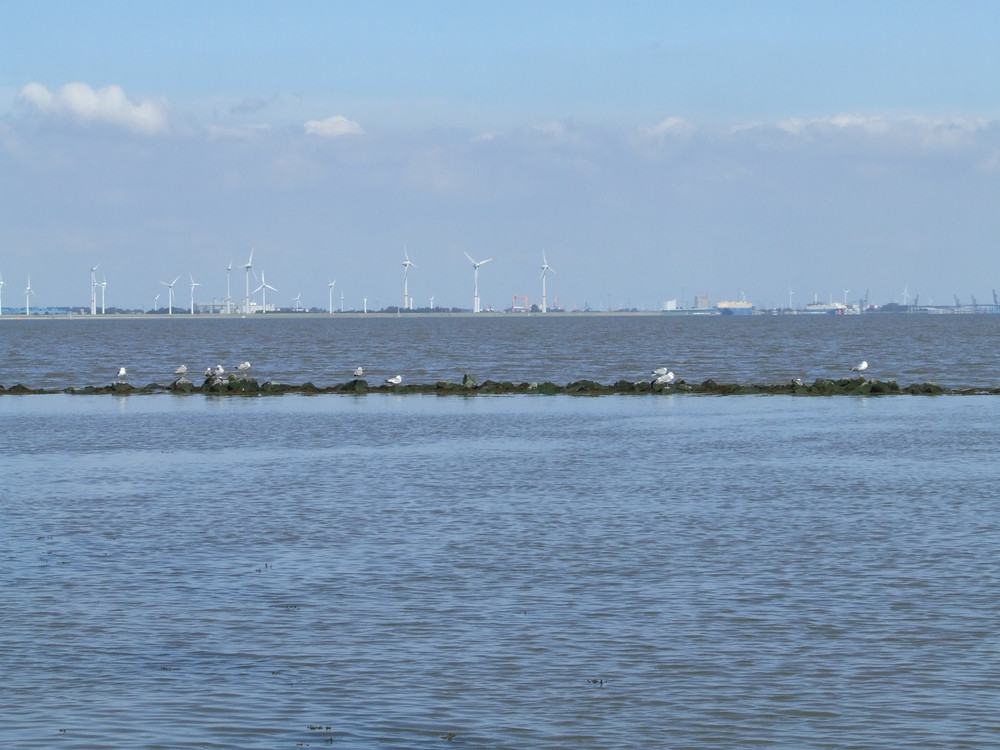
[788,288,795,311]
[402,246,417,310]
[225,260,233,315]
[242,247,254,315]
[253,271,277,314]
[160,276,180,316]
[99,275,108,314]
[25,276,35,315]
[328,279,337,314]
[89,263,101,315]
[153,293,160,313]
[540,251,556,313]
[464,252,493,313]
[293,292,302,312]
[843,289,850,306]
[188,273,201,314]
[0,271,6,316]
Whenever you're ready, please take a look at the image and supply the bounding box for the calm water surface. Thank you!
[1,313,999,389]
[3,391,999,748]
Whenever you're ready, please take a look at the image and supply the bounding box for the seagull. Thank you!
[174,364,187,377]
[116,366,127,382]
[353,366,363,377]
[237,361,251,377]
[792,378,805,387]
[385,375,402,385]
[851,360,869,375]
[653,371,675,385]
[651,367,670,376]
[204,367,214,378]
[215,364,226,378]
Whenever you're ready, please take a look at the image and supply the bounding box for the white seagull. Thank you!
[851,360,869,375]
[204,367,214,378]
[237,361,251,377]
[652,367,670,376]
[353,366,364,377]
[214,364,226,378]
[174,364,187,377]
[116,366,127,382]
[653,371,675,385]
[385,375,402,385]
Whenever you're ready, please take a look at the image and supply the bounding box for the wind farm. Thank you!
[1,246,999,318]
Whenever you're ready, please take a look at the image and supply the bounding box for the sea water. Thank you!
[2,315,999,748]
[1,312,999,389]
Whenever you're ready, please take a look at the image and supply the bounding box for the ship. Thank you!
[715,300,754,316]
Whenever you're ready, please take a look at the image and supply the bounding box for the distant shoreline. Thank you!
[1,308,988,320]
[0,310,674,321]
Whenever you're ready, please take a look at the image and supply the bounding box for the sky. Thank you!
[2,0,1000,311]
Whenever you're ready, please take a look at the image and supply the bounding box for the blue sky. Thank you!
[2,1,999,310]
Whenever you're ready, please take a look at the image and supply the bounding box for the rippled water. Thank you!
[3,390,999,748]
[1,312,999,389]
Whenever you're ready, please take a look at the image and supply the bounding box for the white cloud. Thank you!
[731,113,995,154]
[775,114,890,137]
[530,121,591,149]
[304,115,364,138]
[639,116,697,137]
[18,81,169,134]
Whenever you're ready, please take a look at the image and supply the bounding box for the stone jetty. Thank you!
[0,374,990,396]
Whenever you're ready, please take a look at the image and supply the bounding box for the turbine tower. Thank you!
[328,279,337,314]
[253,271,277,314]
[540,251,556,313]
[225,260,233,314]
[242,247,254,315]
[160,275,180,316]
[402,246,417,310]
[188,273,201,314]
[0,271,6,316]
[293,292,302,312]
[99,275,108,314]
[153,293,160,313]
[464,252,493,313]
[25,276,35,315]
[89,263,101,315]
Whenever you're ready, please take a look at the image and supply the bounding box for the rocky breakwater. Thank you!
[0,375,986,397]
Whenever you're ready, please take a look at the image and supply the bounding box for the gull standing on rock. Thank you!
[174,364,187,377]
[851,360,869,376]
[385,375,402,385]
[116,367,127,383]
[652,367,670,377]
[237,361,251,378]
[653,371,675,385]
[353,366,364,377]
[214,364,226,379]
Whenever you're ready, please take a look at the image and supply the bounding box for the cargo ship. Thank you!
[715,300,754,316]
